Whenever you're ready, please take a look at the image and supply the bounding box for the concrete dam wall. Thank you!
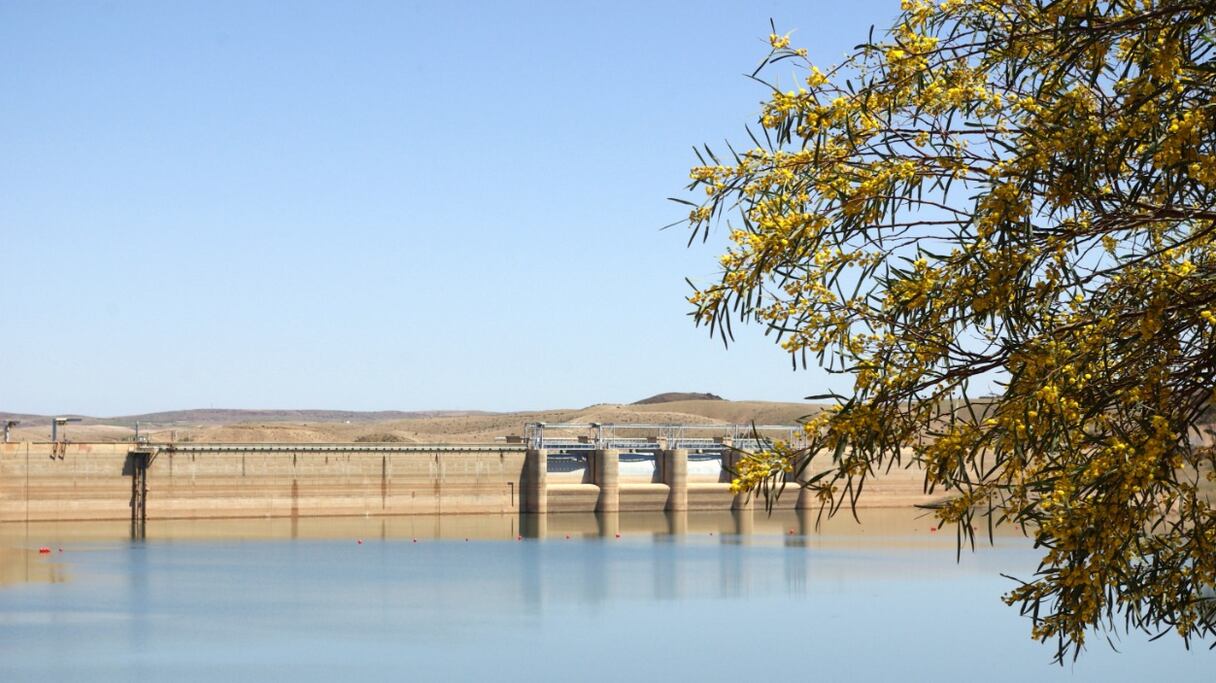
[1,442,526,522]
[0,442,934,523]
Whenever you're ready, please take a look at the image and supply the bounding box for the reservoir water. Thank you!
[0,509,1208,681]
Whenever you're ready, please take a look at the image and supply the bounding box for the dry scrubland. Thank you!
[3,399,823,444]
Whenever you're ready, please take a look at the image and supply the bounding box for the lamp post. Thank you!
[52,417,82,442]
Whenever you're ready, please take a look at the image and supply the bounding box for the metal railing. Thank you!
[523,422,804,453]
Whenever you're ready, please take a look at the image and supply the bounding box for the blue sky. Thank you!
[0,0,900,415]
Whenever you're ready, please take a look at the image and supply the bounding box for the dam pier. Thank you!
[518,421,792,514]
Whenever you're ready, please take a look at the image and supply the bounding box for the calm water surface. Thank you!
[0,510,1208,681]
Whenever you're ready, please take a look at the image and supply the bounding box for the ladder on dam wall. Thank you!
[0,443,531,530]
[111,444,506,535]
[126,446,157,538]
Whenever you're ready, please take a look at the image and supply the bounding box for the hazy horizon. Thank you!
[0,392,813,419]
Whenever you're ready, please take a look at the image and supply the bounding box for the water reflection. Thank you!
[595,511,618,539]
[0,548,68,586]
[0,507,993,548]
[0,510,1207,681]
[0,507,1016,597]
[666,509,687,536]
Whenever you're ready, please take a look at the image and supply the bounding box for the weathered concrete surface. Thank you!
[547,484,599,513]
[1,442,526,522]
[0,442,941,523]
[593,449,619,513]
[522,449,547,514]
[661,449,688,511]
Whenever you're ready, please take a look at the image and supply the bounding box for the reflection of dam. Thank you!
[0,423,935,524]
[1,508,987,596]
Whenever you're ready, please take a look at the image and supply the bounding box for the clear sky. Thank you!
[1,0,900,416]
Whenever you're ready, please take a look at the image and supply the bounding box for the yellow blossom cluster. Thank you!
[678,0,1216,661]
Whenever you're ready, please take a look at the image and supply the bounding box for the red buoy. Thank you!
[516,535,522,541]
[614,533,620,539]
[38,547,50,554]
[929,527,937,533]
[356,539,363,544]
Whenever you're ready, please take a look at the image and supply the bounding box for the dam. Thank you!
[0,423,932,524]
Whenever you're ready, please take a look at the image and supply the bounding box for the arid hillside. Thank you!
[1,398,821,444]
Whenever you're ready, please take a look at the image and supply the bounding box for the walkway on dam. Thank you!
[523,421,804,454]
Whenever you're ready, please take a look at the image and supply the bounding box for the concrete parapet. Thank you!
[593,449,619,513]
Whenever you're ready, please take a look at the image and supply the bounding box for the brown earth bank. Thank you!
[1,399,823,444]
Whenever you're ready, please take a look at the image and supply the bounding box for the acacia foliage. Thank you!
[681,0,1216,660]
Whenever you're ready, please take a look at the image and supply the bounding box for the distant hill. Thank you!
[0,408,496,427]
[0,400,821,443]
[626,399,818,424]
[632,392,725,405]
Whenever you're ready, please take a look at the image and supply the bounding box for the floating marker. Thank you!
[516,535,522,541]
[38,547,50,554]
[565,534,570,539]
[614,533,620,539]
[929,527,937,533]
[356,539,363,544]
[788,529,795,535]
